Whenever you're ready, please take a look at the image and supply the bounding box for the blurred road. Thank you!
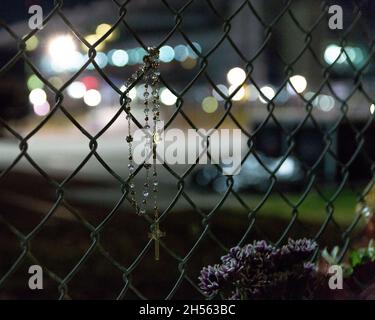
[0,133,248,213]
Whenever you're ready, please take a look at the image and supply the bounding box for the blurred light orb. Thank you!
[188,42,202,59]
[27,75,44,91]
[33,101,50,117]
[67,81,86,99]
[160,88,177,105]
[181,57,196,69]
[229,85,246,101]
[352,47,364,65]
[174,45,189,61]
[48,35,83,72]
[82,76,99,90]
[288,75,307,94]
[247,84,259,102]
[259,86,275,103]
[84,89,102,107]
[48,35,76,57]
[318,95,335,112]
[135,47,147,63]
[94,52,108,68]
[324,44,346,65]
[159,46,175,63]
[120,85,137,100]
[212,84,228,101]
[370,104,374,115]
[227,67,246,86]
[84,34,105,51]
[110,49,128,66]
[29,88,47,105]
[126,49,137,65]
[96,23,112,37]
[26,35,39,51]
[202,96,218,113]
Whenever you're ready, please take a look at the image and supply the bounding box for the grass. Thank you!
[247,188,363,227]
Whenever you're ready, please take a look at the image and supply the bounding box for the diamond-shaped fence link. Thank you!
[0,0,374,299]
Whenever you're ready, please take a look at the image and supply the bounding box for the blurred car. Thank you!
[192,153,304,193]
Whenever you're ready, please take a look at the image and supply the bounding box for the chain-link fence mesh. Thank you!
[0,0,374,299]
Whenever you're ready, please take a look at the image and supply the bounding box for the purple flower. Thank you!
[199,238,322,299]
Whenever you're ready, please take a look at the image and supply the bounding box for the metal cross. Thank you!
[148,222,165,261]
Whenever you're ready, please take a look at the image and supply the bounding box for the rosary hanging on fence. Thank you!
[125,47,165,261]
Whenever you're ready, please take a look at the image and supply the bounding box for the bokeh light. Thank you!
[120,85,137,100]
[181,57,197,69]
[110,49,128,66]
[48,35,76,57]
[84,89,102,106]
[227,67,246,86]
[33,102,50,117]
[67,81,86,99]
[187,42,202,59]
[96,23,111,37]
[229,85,246,101]
[174,45,189,61]
[259,86,275,103]
[27,75,44,91]
[160,88,177,105]
[29,88,47,105]
[247,84,259,102]
[212,84,228,101]
[288,75,307,94]
[317,95,335,112]
[26,35,39,51]
[159,46,175,63]
[202,96,218,113]
[324,44,346,65]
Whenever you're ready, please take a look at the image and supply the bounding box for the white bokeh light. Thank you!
[318,95,335,112]
[29,88,47,105]
[370,104,374,115]
[84,89,102,107]
[67,81,86,99]
[324,44,346,65]
[160,88,177,105]
[48,35,76,57]
[120,85,137,100]
[48,35,85,72]
[111,49,129,67]
[288,75,307,94]
[247,84,259,102]
[227,67,246,85]
[259,86,275,103]
[229,85,246,101]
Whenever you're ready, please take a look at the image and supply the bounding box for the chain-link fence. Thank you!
[0,0,374,299]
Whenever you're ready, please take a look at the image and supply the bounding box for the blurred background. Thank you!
[0,0,374,299]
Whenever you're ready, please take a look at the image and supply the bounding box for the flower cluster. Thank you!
[199,238,321,300]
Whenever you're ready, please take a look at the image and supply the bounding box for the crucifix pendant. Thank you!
[149,222,165,261]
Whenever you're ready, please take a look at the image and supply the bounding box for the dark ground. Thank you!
[0,171,365,299]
